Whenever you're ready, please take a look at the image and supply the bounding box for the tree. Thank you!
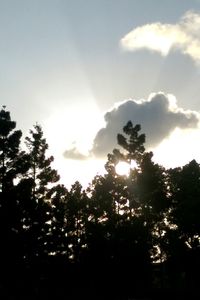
[25,124,60,199]
[65,181,88,262]
[0,106,29,243]
[22,124,60,259]
[0,107,32,295]
[104,121,172,292]
[46,183,68,256]
[169,160,200,245]
[163,160,200,290]
[0,106,27,193]
[88,122,153,296]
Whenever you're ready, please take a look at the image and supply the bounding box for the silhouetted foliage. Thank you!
[0,111,199,299]
[21,124,61,260]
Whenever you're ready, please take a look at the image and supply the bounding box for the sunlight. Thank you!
[41,95,106,188]
[52,157,106,188]
[153,127,200,168]
[116,161,130,176]
[44,98,104,154]
[44,100,103,147]
[115,160,138,176]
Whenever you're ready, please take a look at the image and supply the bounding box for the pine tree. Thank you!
[66,181,88,262]
[23,124,60,259]
[104,121,169,293]
[46,183,68,256]
[0,106,24,193]
[0,107,31,293]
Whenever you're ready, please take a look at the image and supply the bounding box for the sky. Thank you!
[2,0,200,188]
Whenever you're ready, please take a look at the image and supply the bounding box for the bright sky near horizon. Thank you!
[2,0,200,188]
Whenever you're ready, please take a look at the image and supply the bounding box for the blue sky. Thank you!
[1,0,200,186]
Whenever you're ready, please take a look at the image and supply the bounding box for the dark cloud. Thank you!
[63,147,89,160]
[91,92,199,158]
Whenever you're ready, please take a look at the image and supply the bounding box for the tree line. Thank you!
[0,107,199,299]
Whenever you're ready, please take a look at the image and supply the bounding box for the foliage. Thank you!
[0,111,199,298]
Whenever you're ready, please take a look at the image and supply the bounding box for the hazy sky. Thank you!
[2,0,200,187]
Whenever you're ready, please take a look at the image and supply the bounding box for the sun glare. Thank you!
[115,161,130,176]
[153,127,200,168]
[115,160,138,176]
[53,157,106,188]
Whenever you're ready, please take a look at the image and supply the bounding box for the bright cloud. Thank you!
[121,10,200,63]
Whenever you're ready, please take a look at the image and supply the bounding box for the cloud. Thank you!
[91,92,199,158]
[120,10,200,63]
[63,146,89,160]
